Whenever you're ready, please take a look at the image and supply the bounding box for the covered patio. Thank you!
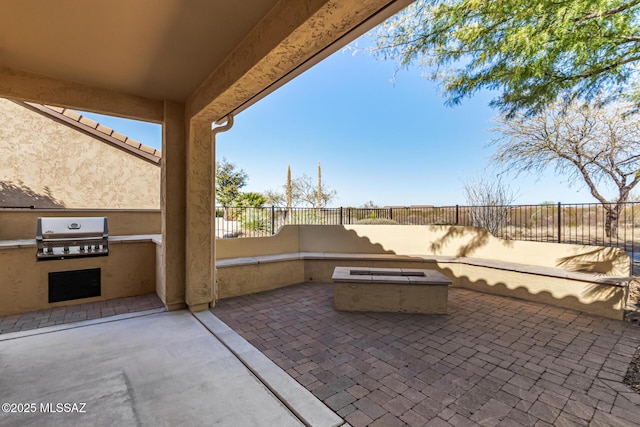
[0,0,412,314]
[2,1,640,425]
[0,1,414,425]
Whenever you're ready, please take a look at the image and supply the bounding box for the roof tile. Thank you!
[139,144,156,154]
[125,138,141,148]
[111,131,127,142]
[47,106,65,113]
[96,124,113,136]
[62,109,81,121]
[79,116,99,129]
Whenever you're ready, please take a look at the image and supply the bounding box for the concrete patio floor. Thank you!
[0,308,342,427]
[212,283,640,427]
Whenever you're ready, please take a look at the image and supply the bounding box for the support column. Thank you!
[185,119,215,311]
[159,100,187,310]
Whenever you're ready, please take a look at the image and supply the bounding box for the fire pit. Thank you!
[332,266,452,314]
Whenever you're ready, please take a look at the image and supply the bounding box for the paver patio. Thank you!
[0,293,164,334]
[212,283,640,426]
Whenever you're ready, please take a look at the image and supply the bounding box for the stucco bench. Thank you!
[331,266,452,314]
[214,251,631,319]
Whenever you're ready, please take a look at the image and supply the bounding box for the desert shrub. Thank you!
[464,177,516,235]
[355,218,400,225]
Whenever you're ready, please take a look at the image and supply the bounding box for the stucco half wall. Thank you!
[215,225,630,319]
[0,241,156,316]
[0,210,161,316]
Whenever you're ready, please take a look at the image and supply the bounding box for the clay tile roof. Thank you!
[96,124,113,135]
[111,131,127,142]
[79,116,99,129]
[62,109,81,121]
[126,138,142,149]
[139,145,156,154]
[17,101,161,165]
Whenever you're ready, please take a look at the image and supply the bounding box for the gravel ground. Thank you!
[625,346,640,393]
[624,280,640,392]
[630,279,640,307]
[623,348,640,393]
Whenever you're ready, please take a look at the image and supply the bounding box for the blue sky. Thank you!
[79,36,615,207]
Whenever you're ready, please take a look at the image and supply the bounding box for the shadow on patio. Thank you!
[212,283,640,427]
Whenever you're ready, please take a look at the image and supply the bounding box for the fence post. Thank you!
[271,205,275,235]
[455,205,459,225]
[632,203,636,275]
[557,202,561,243]
[348,208,351,224]
[339,207,343,225]
[389,207,393,221]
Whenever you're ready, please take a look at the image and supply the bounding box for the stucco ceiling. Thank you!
[1,0,412,122]
[0,0,280,101]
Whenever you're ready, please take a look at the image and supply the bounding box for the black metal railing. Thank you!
[216,202,639,272]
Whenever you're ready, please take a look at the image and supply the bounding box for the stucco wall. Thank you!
[443,262,626,319]
[218,225,630,276]
[0,99,160,209]
[0,209,161,240]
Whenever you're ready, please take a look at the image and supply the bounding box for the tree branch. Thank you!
[578,0,640,22]
[552,55,640,82]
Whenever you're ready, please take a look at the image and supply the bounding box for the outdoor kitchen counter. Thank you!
[0,234,162,250]
[0,234,160,316]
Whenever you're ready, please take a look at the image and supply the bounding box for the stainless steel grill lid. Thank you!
[36,217,108,260]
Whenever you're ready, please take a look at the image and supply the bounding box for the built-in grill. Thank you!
[36,217,109,260]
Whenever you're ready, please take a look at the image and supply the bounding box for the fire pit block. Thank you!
[332,266,452,314]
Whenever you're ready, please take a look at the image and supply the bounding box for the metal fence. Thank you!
[216,202,640,271]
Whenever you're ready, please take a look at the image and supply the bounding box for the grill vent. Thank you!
[48,268,101,303]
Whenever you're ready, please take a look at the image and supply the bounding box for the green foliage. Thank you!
[236,192,266,208]
[240,215,271,233]
[215,157,248,208]
[372,0,640,117]
[288,209,325,225]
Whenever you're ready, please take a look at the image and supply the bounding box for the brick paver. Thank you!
[0,294,164,334]
[212,283,640,426]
